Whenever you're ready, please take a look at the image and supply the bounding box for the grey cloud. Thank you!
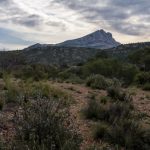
[53,0,150,36]
[46,21,67,31]
[12,15,43,27]
[0,0,11,5]
[0,0,26,20]
[108,21,148,36]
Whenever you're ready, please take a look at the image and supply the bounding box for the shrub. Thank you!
[12,94,81,150]
[112,78,122,87]
[86,74,109,89]
[143,83,150,91]
[93,123,109,140]
[120,64,139,85]
[0,72,3,78]
[31,82,72,105]
[83,96,107,120]
[93,119,150,150]
[65,74,83,84]
[106,102,133,123]
[100,96,109,104]
[82,58,122,78]
[22,64,49,81]
[3,76,21,103]
[107,87,132,102]
[135,72,150,85]
[58,71,73,80]
[107,119,150,150]
[0,98,4,110]
[83,96,133,123]
[0,82,5,90]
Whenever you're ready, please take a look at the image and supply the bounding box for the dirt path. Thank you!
[0,103,16,142]
[131,88,150,126]
[51,82,106,149]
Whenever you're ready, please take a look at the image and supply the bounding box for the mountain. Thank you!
[56,29,120,49]
[23,30,120,50]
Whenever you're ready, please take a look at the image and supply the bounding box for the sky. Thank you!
[0,0,150,50]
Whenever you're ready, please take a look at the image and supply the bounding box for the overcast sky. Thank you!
[0,0,150,50]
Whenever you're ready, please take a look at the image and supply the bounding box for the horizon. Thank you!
[0,0,150,50]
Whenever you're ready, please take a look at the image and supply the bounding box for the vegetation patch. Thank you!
[86,74,110,90]
[83,87,150,149]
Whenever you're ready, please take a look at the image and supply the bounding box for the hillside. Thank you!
[0,42,150,68]
[23,46,100,66]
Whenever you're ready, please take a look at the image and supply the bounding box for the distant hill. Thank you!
[0,41,150,68]
[56,29,120,49]
[105,42,150,59]
[23,46,100,66]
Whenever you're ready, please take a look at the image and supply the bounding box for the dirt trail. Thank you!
[0,104,16,142]
[131,89,150,126]
[132,89,150,115]
[52,82,106,149]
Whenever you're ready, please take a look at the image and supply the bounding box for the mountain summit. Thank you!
[57,29,121,49]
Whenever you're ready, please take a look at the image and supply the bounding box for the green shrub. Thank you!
[112,78,122,87]
[86,74,109,89]
[81,57,139,85]
[83,96,107,120]
[0,72,3,78]
[100,96,109,104]
[107,119,150,150]
[143,83,150,91]
[106,102,133,123]
[129,47,150,71]
[107,87,132,102]
[82,58,122,78]
[93,119,150,150]
[65,74,83,84]
[135,72,150,85]
[58,71,73,80]
[3,76,21,103]
[83,97,132,123]
[120,64,139,85]
[0,98,4,110]
[12,95,81,150]
[31,82,72,105]
[93,123,109,140]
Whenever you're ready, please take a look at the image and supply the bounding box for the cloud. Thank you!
[12,15,43,27]
[53,0,150,36]
[0,0,149,49]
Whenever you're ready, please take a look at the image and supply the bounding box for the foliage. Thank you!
[83,87,150,149]
[81,57,139,86]
[93,123,109,140]
[3,75,21,103]
[11,94,81,150]
[143,83,150,91]
[86,74,110,89]
[107,86,132,102]
[0,97,5,110]
[13,64,60,81]
[135,72,150,85]
[129,47,150,71]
